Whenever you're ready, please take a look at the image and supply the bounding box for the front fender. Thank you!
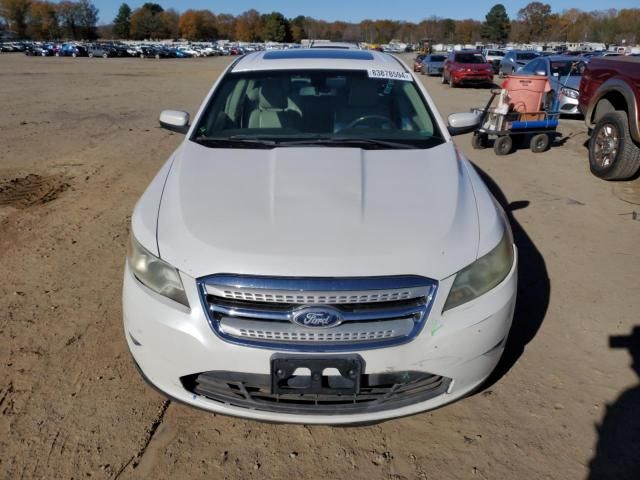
[586,78,639,142]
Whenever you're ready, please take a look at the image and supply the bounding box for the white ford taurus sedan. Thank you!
[123,49,517,424]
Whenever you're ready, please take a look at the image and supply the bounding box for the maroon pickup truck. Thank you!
[579,57,640,180]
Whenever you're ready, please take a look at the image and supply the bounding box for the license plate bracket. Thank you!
[270,354,363,395]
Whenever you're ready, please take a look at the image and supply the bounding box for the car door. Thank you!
[444,52,453,79]
[500,52,513,74]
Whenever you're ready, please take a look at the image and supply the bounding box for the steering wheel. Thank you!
[342,114,397,131]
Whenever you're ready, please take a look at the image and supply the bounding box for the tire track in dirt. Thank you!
[0,174,70,208]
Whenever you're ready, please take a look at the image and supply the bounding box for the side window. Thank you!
[396,82,434,135]
[521,59,539,73]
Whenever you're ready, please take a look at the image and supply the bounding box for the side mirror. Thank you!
[159,110,190,134]
[447,112,482,136]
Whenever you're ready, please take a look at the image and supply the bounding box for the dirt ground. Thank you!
[1,53,638,480]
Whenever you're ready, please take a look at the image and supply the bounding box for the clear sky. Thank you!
[87,0,639,25]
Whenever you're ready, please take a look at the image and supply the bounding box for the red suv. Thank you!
[443,51,494,88]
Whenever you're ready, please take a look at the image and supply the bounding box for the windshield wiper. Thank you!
[195,136,429,150]
[194,136,278,148]
[278,137,418,149]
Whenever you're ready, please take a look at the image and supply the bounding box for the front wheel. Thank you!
[531,133,550,153]
[494,135,513,156]
[472,133,487,150]
[589,111,640,180]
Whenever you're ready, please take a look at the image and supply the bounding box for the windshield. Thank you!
[455,53,485,64]
[429,55,446,61]
[517,52,539,60]
[192,69,444,149]
[550,61,582,77]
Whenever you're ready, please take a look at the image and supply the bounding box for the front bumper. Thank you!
[558,95,580,115]
[123,248,517,424]
[452,73,494,85]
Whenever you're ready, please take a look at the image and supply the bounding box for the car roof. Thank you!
[231,49,409,73]
[542,55,581,61]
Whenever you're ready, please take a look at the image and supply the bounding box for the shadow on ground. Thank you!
[474,165,551,389]
[588,326,640,480]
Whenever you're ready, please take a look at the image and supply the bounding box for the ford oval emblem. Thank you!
[292,307,343,329]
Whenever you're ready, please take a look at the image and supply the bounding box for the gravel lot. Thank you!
[1,53,638,479]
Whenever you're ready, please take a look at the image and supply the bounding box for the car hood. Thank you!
[157,141,480,280]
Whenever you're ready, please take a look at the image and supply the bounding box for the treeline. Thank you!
[0,0,99,39]
[1,1,639,45]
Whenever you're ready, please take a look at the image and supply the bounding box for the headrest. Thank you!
[348,79,379,107]
[259,79,288,110]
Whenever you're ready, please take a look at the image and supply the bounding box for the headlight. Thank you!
[560,87,579,99]
[127,234,190,307]
[443,226,514,312]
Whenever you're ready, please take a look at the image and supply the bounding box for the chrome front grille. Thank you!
[198,275,438,351]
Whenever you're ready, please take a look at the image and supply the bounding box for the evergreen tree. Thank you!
[482,4,510,44]
[112,3,131,39]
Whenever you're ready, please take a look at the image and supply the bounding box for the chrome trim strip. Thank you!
[210,303,426,322]
[218,317,415,343]
[202,274,433,292]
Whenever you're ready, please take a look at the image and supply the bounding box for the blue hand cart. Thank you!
[471,88,560,155]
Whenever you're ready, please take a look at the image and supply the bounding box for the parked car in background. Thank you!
[420,54,446,76]
[483,49,505,73]
[443,50,494,87]
[413,54,426,72]
[88,43,118,58]
[579,56,640,180]
[58,44,87,57]
[499,50,540,76]
[310,41,360,49]
[173,48,193,58]
[25,43,56,56]
[518,55,583,115]
[138,46,172,59]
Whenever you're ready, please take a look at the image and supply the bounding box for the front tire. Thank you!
[472,133,487,150]
[494,135,513,155]
[531,133,550,153]
[589,111,640,180]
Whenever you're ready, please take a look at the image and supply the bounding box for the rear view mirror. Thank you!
[159,110,190,134]
[447,112,481,136]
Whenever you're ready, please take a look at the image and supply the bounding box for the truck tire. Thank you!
[589,111,640,180]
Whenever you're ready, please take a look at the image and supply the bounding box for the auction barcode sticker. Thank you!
[367,69,413,81]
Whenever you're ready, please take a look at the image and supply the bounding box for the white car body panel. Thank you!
[156,142,482,280]
[124,49,518,424]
